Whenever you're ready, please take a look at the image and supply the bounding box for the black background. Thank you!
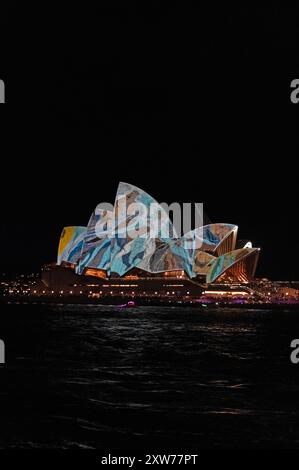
[0,4,298,279]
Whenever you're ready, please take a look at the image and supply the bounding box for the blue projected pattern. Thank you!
[57,183,259,283]
[77,208,113,274]
[57,227,87,265]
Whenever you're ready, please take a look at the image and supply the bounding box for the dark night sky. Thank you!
[0,4,298,279]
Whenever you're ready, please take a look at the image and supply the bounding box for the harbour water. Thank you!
[1,303,299,449]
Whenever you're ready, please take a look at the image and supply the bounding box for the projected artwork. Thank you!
[57,226,86,265]
[56,183,260,283]
[77,208,113,274]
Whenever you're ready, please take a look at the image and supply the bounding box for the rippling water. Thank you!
[1,303,299,449]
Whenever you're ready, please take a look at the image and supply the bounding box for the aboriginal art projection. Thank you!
[57,183,260,283]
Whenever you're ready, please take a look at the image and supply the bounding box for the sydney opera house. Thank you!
[42,183,260,298]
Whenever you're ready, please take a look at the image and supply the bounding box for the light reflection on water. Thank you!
[1,303,299,449]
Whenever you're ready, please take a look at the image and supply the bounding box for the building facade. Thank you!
[50,182,260,289]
